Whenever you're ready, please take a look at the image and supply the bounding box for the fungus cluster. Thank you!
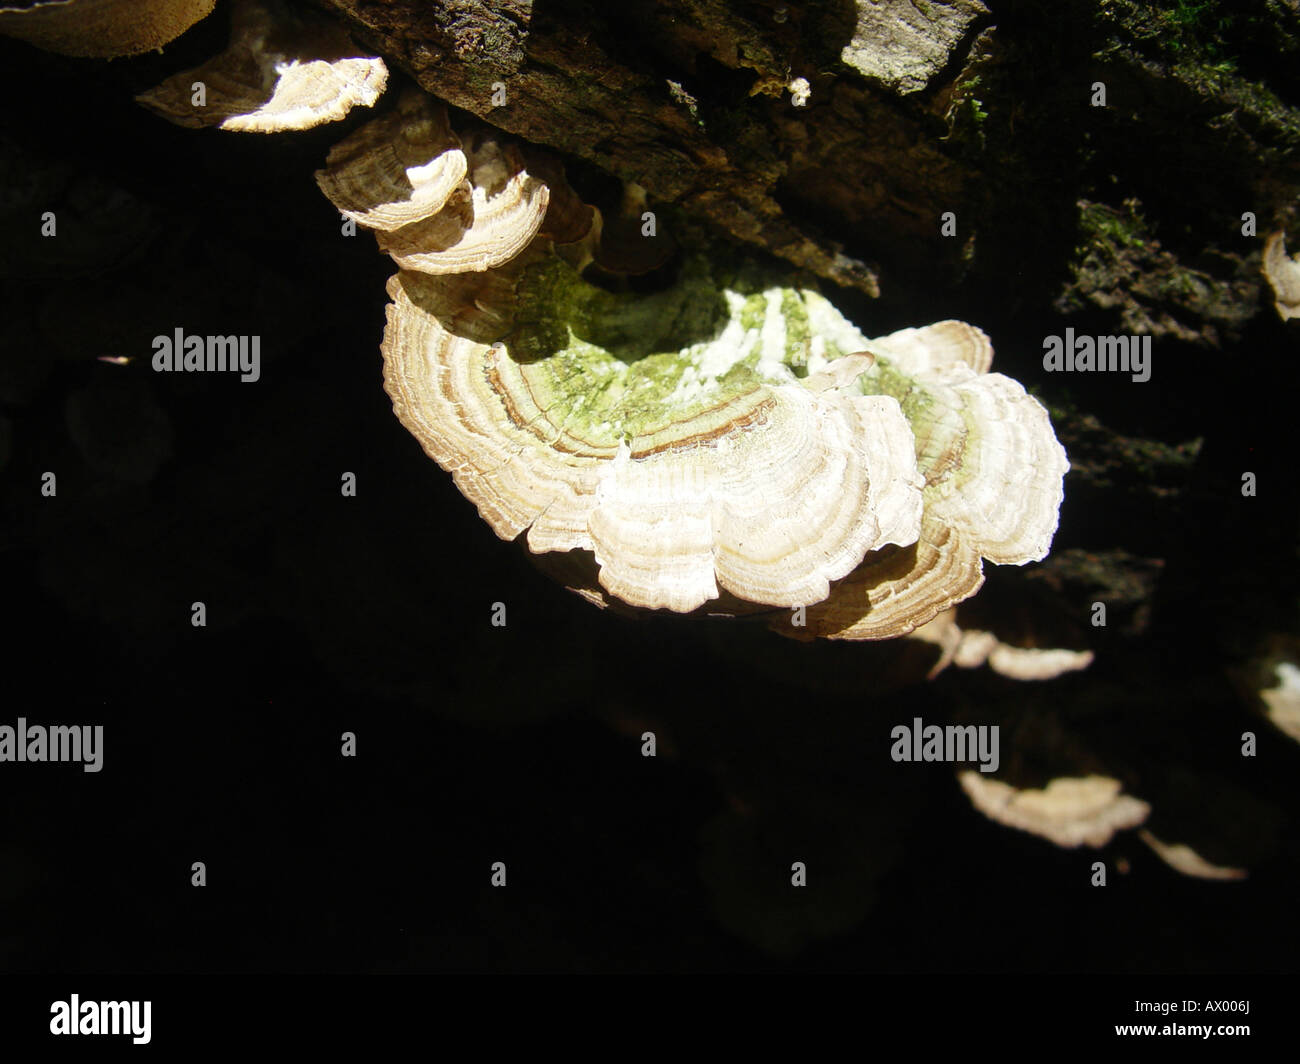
[136,0,387,133]
[11,0,1070,643]
[958,772,1249,879]
[309,90,1070,637]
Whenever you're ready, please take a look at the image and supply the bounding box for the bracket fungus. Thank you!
[1263,229,1300,322]
[314,91,467,233]
[375,134,551,275]
[136,0,387,133]
[959,773,1150,849]
[382,270,925,612]
[775,318,1070,640]
[121,0,1069,641]
[0,0,214,58]
[907,608,1095,681]
[1137,831,1248,881]
[308,88,1069,632]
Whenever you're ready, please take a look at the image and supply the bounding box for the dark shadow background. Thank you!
[0,9,1297,974]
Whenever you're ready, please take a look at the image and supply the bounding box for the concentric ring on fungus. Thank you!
[310,88,1069,634]
[135,0,388,133]
[382,266,925,614]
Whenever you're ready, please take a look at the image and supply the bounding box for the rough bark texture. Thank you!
[308,0,984,295]
[306,0,1300,312]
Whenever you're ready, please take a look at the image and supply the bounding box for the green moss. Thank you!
[1079,199,1149,253]
[781,289,812,369]
[1171,58,1300,145]
[943,70,990,151]
[737,291,766,334]
[1060,196,1258,337]
[506,255,869,445]
[1094,0,1300,142]
[666,79,706,131]
[1098,0,1239,65]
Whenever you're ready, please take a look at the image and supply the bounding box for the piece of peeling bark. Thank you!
[382,267,924,613]
[136,0,387,133]
[959,773,1150,848]
[314,91,465,231]
[0,0,214,58]
[776,317,1069,640]
[1262,230,1300,322]
[376,135,550,274]
[840,0,989,95]
[1138,831,1248,881]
